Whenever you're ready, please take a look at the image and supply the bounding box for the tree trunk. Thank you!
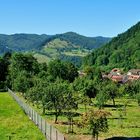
[112,98,115,106]
[71,118,74,133]
[42,107,45,115]
[96,133,98,140]
[68,119,71,133]
[55,112,59,123]
[92,129,96,140]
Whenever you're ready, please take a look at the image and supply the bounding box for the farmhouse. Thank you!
[111,75,123,82]
[105,68,140,83]
[107,68,123,83]
[127,69,140,76]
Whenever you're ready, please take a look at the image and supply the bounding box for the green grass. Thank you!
[0,93,46,140]
[62,50,89,57]
[34,53,51,63]
[16,93,140,140]
[43,38,78,49]
[43,47,58,54]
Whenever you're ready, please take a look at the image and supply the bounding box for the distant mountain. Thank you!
[84,22,140,70]
[47,32,111,50]
[38,32,110,66]
[0,34,49,53]
[0,32,110,66]
[0,32,110,53]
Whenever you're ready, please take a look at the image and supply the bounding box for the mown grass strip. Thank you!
[0,92,46,140]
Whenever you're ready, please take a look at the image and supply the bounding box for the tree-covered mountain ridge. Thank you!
[84,22,140,70]
[0,32,111,54]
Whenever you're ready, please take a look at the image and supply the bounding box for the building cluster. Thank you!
[103,68,140,83]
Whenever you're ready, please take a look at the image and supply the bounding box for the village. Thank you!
[78,68,140,83]
[103,68,140,83]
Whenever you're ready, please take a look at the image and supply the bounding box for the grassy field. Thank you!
[19,95,140,140]
[0,93,46,140]
[34,53,51,63]
[62,50,89,57]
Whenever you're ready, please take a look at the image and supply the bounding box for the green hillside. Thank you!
[0,32,110,53]
[0,34,49,52]
[0,32,110,66]
[53,32,111,50]
[39,32,110,66]
[84,22,140,70]
[42,32,111,50]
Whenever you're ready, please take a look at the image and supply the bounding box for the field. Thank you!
[0,93,45,140]
[34,53,51,63]
[62,50,89,57]
[20,96,140,140]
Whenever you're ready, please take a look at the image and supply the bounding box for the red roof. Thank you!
[111,75,123,82]
[128,75,140,80]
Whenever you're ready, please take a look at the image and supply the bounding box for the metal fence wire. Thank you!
[8,89,66,140]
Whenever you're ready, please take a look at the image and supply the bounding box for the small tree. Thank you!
[48,59,78,82]
[79,93,91,113]
[27,78,48,114]
[104,82,118,106]
[82,110,111,140]
[96,91,109,109]
[45,80,70,123]
[64,90,78,133]
[12,71,32,95]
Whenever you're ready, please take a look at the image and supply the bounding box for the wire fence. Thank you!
[8,88,66,140]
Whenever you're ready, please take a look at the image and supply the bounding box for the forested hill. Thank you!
[0,34,49,54]
[84,22,140,70]
[46,32,111,50]
[0,32,110,54]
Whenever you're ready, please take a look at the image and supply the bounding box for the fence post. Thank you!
[45,121,46,136]
[37,113,39,126]
[35,112,37,125]
[31,109,33,120]
[56,130,58,140]
[32,109,33,120]
[41,117,42,131]
[50,125,52,140]
[33,109,34,121]
[34,111,35,122]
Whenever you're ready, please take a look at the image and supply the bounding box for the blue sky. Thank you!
[0,0,140,37]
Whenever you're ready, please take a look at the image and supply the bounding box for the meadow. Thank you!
[0,93,46,140]
[18,93,140,140]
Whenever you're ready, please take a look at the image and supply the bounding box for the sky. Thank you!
[0,0,140,37]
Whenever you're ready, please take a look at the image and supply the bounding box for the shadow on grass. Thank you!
[108,117,126,120]
[124,125,140,128]
[105,137,140,140]
[103,104,124,108]
[45,112,81,117]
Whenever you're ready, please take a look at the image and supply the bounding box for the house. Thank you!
[127,69,140,81]
[101,68,140,83]
[128,75,140,81]
[108,68,123,83]
[110,74,124,83]
[110,68,122,75]
[127,69,140,76]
